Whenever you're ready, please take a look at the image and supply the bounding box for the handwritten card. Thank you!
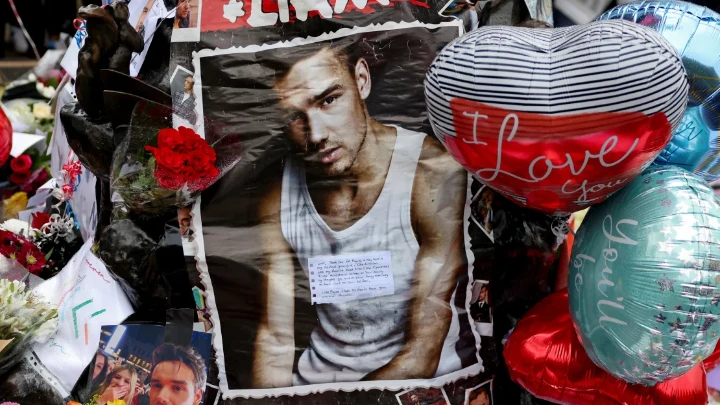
[308,251,394,305]
[32,240,134,391]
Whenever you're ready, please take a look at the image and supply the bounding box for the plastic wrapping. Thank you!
[569,165,720,385]
[599,1,720,182]
[111,100,241,216]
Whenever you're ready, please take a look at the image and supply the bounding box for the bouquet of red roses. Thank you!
[144,127,220,192]
[112,125,228,215]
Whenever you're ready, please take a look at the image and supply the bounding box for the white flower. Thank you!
[36,82,56,99]
[7,103,34,128]
[32,101,53,120]
[0,219,32,238]
[0,279,57,342]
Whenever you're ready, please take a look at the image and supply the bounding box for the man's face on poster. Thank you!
[410,393,420,405]
[149,361,202,405]
[274,48,372,177]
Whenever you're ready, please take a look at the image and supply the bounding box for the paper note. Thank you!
[11,133,46,157]
[308,251,394,304]
[32,241,134,391]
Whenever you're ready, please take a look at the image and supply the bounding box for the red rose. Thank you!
[10,154,32,173]
[17,241,46,274]
[156,150,187,173]
[9,171,30,185]
[31,212,52,230]
[189,151,214,173]
[157,128,184,149]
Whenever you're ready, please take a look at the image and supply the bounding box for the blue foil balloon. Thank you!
[569,166,720,386]
[599,1,720,182]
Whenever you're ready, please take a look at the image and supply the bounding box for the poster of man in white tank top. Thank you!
[176,6,500,403]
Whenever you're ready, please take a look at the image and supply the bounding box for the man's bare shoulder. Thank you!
[416,135,466,182]
[411,136,467,224]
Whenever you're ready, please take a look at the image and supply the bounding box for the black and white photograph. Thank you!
[170,65,198,130]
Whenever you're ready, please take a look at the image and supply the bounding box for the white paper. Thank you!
[129,1,171,77]
[308,251,394,304]
[33,50,65,79]
[33,241,134,391]
[26,179,56,208]
[11,133,46,157]
[50,88,98,241]
[60,24,86,80]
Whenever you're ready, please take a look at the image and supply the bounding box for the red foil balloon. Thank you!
[504,289,707,405]
[0,106,11,168]
[443,104,672,214]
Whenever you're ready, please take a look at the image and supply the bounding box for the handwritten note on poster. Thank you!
[308,251,394,304]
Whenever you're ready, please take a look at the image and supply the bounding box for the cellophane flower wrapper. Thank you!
[111,100,242,216]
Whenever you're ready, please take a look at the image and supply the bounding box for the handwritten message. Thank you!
[308,251,394,304]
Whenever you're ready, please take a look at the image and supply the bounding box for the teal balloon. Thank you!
[569,166,720,386]
[598,1,720,182]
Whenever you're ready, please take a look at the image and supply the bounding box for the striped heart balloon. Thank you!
[426,20,689,215]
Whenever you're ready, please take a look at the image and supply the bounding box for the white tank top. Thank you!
[281,127,462,385]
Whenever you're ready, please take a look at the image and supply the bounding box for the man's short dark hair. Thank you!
[152,344,207,392]
[268,35,381,84]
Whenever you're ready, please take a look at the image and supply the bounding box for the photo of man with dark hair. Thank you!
[252,36,469,388]
[172,72,197,128]
[149,344,207,405]
[470,281,491,324]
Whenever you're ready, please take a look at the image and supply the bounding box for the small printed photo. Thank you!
[464,381,493,405]
[178,205,195,242]
[171,0,202,42]
[170,65,198,131]
[89,324,212,405]
[469,280,492,337]
[469,185,507,243]
[396,387,451,405]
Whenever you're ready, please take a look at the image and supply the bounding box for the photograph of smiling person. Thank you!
[92,365,139,405]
